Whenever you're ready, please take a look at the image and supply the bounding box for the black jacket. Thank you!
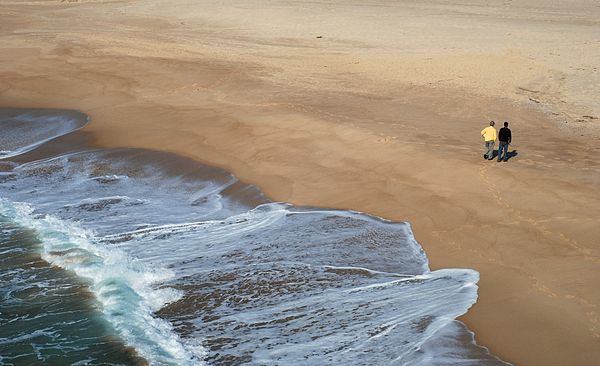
[499,127,512,143]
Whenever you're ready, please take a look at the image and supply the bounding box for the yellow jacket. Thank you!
[481,126,497,142]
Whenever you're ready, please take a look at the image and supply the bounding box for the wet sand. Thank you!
[2,1,600,365]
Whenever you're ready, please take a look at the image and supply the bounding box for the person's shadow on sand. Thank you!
[489,149,518,161]
[506,150,518,161]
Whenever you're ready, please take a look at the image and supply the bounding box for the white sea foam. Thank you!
[0,199,207,365]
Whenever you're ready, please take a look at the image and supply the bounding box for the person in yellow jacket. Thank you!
[481,121,497,160]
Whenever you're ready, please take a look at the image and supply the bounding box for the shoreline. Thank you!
[2,1,600,364]
[1,107,508,365]
[8,86,598,364]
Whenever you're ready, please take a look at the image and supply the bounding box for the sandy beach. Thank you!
[2,0,600,364]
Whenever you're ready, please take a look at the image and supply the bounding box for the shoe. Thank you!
[503,159,508,162]
[497,160,501,162]
[483,154,488,159]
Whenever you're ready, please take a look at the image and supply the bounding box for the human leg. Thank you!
[486,141,495,160]
[498,142,507,161]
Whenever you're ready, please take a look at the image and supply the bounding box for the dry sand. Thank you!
[2,0,600,365]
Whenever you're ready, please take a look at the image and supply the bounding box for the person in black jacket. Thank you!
[497,122,512,162]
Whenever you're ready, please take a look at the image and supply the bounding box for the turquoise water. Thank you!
[0,218,146,365]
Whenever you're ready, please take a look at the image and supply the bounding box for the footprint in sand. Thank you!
[480,160,600,265]
[376,136,397,143]
[519,159,535,165]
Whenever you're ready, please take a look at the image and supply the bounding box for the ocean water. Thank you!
[0,108,511,365]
